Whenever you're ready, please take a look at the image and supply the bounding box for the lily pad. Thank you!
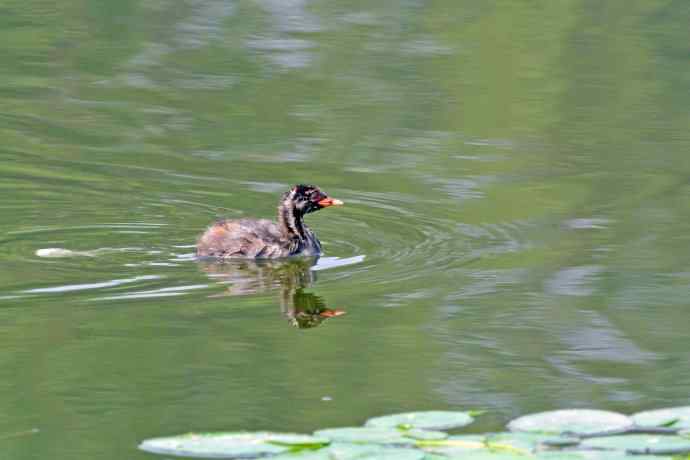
[581,434,690,455]
[312,427,415,446]
[419,434,487,457]
[423,455,450,460]
[507,409,633,436]
[539,436,582,448]
[485,432,564,453]
[138,432,289,458]
[553,453,671,460]
[365,411,474,431]
[316,443,425,460]
[269,451,332,460]
[266,434,330,448]
[536,452,671,460]
[535,452,670,460]
[343,447,425,459]
[555,454,671,460]
[534,453,588,460]
[403,429,448,441]
[443,452,534,459]
[632,406,690,430]
[270,445,426,460]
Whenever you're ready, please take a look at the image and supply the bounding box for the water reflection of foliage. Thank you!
[198,257,345,329]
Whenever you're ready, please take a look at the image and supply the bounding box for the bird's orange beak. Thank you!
[319,309,346,318]
[317,197,344,207]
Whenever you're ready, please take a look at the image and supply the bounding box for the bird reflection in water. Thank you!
[198,257,345,328]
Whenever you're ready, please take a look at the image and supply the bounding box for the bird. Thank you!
[196,184,343,259]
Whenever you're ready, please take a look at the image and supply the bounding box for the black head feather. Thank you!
[283,184,329,214]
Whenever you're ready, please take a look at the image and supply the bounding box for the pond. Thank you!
[1,1,689,459]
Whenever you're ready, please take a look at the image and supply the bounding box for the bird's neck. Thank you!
[278,201,307,240]
[277,201,321,256]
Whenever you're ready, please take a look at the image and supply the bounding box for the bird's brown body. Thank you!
[196,184,342,259]
[196,217,321,259]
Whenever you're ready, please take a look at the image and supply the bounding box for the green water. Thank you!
[1,1,690,458]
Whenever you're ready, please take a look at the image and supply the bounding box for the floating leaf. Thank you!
[423,455,450,460]
[632,406,690,430]
[313,427,415,446]
[309,443,375,459]
[273,445,427,460]
[138,432,289,458]
[403,429,448,441]
[341,447,425,459]
[539,436,581,448]
[266,434,330,448]
[545,454,671,460]
[443,452,534,459]
[314,443,425,460]
[365,411,474,431]
[507,409,633,436]
[485,432,559,453]
[419,434,487,457]
[269,450,332,460]
[581,434,690,455]
[534,453,663,460]
[534,453,587,459]
[536,450,673,460]
[421,434,486,448]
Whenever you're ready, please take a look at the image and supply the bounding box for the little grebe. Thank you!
[196,184,343,259]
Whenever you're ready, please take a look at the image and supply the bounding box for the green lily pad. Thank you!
[507,409,633,436]
[271,445,427,460]
[313,427,416,446]
[632,406,690,430]
[419,434,487,457]
[403,429,448,441]
[266,434,330,448]
[269,450,332,460]
[138,432,289,458]
[539,436,581,448]
[344,447,425,459]
[534,453,588,460]
[316,443,425,460]
[536,452,672,460]
[442,452,533,459]
[310,443,375,459]
[536,451,672,460]
[365,411,475,431]
[485,432,562,453]
[535,453,666,460]
[544,453,671,460]
[423,455,449,460]
[581,434,690,455]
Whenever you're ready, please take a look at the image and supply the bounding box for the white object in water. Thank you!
[36,248,93,258]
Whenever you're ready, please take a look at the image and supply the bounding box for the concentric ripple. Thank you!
[320,188,533,288]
